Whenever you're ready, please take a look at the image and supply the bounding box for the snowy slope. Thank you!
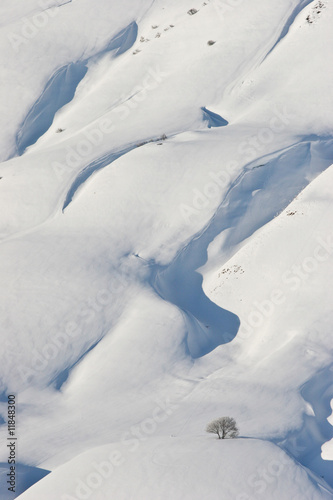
[0,0,332,498]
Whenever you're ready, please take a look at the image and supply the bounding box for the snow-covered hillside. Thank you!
[0,0,332,498]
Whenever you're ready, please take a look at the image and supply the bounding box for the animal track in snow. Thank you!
[218,265,245,279]
[306,1,326,24]
[132,24,175,55]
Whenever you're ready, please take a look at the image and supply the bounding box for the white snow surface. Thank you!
[0,0,333,498]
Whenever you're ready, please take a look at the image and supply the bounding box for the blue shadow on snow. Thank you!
[201,107,228,128]
[16,22,138,155]
[0,462,50,500]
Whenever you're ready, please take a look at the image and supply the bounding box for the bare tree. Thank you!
[206,417,239,439]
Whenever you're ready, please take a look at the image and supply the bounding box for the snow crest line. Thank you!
[278,364,333,489]
[14,22,138,157]
[16,62,88,156]
[150,137,333,358]
[262,0,315,62]
[62,147,134,211]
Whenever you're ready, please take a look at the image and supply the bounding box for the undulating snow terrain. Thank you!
[0,0,333,498]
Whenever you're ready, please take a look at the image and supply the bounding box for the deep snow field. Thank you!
[0,0,333,498]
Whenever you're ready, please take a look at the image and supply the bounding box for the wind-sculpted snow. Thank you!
[279,365,333,487]
[15,22,138,156]
[16,62,88,155]
[1,0,333,498]
[104,21,138,56]
[263,0,315,60]
[151,137,333,358]
[201,107,228,128]
[222,137,333,250]
[152,259,240,358]
[62,147,134,211]
[0,463,49,500]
